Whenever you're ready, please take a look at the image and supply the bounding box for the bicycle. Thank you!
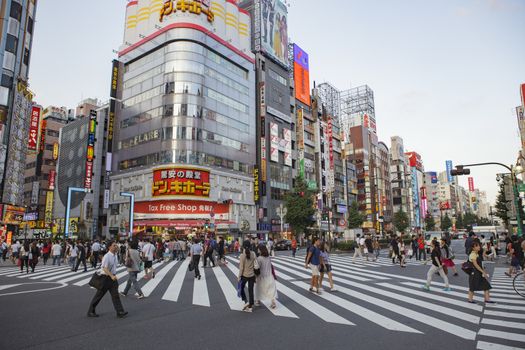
[513,271,525,298]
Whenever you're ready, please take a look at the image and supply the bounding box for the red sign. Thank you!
[468,177,475,192]
[39,119,47,153]
[521,83,525,109]
[28,106,41,150]
[420,187,427,200]
[134,200,229,215]
[48,170,56,190]
[405,152,423,170]
[84,161,93,189]
[328,118,334,169]
[440,201,451,210]
[152,167,210,197]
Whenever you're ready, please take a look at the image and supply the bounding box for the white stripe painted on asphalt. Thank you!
[161,259,189,302]
[478,328,525,342]
[54,270,94,283]
[0,268,20,275]
[481,318,525,330]
[0,283,21,291]
[291,280,421,333]
[118,262,164,292]
[476,340,525,350]
[483,310,525,319]
[225,258,298,318]
[193,265,210,307]
[142,261,178,297]
[209,261,245,311]
[485,303,525,312]
[19,266,72,279]
[377,282,483,312]
[5,265,64,277]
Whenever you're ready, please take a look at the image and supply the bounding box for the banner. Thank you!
[253,168,260,203]
[468,177,475,192]
[134,200,229,215]
[270,122,279,162]
[28,106,41,151]
[48,170,56,190]
[293,44,311,106]
[84,110,97,189]
[152,167,210,197]
[45,191,54,227]
[446,160,453,183]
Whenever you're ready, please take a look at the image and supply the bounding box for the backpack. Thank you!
[211,239,218,250]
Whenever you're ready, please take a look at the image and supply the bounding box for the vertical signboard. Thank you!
[31,181,39,205]
[48,170,56,190]
[521,83,525,109]
[411,167,420,227]
[468,177,475,192]
[446,160,453,183]
[260,137,267,181]
[283,128,292,166]
[84,111,97,189]
[253,168,260,204]
[257,0,289,67]
[28,106,41,151]
[270,122,279,162]
[45,191,53,227]
[293,44,311,106]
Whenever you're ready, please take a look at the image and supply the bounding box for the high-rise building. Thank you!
[108,0,256,239]
[405,151,425,229]
[340,85,376,139]
[0,0,38,208]
[389,136,411,216]
[377,141,393,232]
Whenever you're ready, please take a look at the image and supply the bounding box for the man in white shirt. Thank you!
[91,240,101,269]
[141,239,155,279]
[87,241,127,318]
[352,234,365,262]
[10,241,20,263]
[52,241,62,266]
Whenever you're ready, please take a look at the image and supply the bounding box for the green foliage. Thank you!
[494,182,509,226]
[440,213,452,231]
[347,201,364,229]
[393,209,410,233]
[455,213,464,230]
[424,211,436,231]
[284,177,315,237]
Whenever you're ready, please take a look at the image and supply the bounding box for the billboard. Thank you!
[257,0,289,67]
[406,152,423,170]
[283,128,292,166]
[3,205,25,225]
[446,160,453,183]
[270,122,279,162]
[293,44,310,106]
[468,177,475,192]
[521,83,525,108]
[411,167,421,227]
[152,167,211,197]
[28,106,41,151]
[427,171,438,184]
[84,111,97,189]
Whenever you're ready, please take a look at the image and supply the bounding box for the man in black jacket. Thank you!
[74,241,88,272]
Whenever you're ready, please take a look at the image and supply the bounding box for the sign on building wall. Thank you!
[253,168,260,203]
[446,160,453,183]
[468,177,475,192]
[255,0,289,67]
[283,128,292,166]
[45,191,54,227]
[28,106,41,151]
[84,111,97,189]
[152,167,211,197]
[293,44,311,106]
[270,122,279,162]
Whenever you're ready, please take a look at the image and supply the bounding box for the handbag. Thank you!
[253,256,260,276]
[88,272,107,290]
[125,250,133,268]
[461,261,474,274]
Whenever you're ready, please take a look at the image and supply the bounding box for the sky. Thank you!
[29,0,525,204]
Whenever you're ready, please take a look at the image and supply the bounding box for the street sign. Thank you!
[518,183,525,192]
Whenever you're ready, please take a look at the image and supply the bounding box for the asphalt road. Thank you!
[0,240,523,350]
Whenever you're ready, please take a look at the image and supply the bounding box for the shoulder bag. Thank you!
[124,249,133,268]
[254,255,261,276]
[88,272,107,290]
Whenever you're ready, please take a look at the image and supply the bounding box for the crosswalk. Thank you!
[0,256,523,348]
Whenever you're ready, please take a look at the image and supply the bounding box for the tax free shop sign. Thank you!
[134,200,229,220]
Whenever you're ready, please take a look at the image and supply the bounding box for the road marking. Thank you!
[141,261,178,297]
[476,340,525,350]
[483,310,525,319]
[162,259,190,302]
[193,265,210,307]
[74,265,133,287]
[0,283,21,291]
[478,329,525,342]
[0,282,67,297]
[485,303,525,311]
[41,268,93,281]
[54,270,93,283]
[209,261,245,311]
[5,265,64,277]
[21,267,73,279]
[118,262,164,292]
[481,318,525,330]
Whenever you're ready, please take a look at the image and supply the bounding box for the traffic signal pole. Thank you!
[453,162,522,236]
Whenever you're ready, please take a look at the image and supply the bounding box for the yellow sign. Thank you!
[253,168,259,202]
[52,143,59,160]
[160,0,214,23]
[45,191,54,226]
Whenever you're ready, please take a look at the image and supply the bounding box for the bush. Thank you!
[336,240,355,251]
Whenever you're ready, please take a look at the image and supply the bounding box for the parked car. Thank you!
[274,240,292,251]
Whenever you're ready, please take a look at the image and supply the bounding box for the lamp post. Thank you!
[120,192,135,239]
[276,203,287,238]
[65,187,92,239]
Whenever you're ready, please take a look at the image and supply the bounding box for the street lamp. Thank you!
[120,192,135,239]
[276,203,287,238]
[65,187,92,239]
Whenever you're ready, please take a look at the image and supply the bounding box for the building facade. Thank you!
[108,0,257,239]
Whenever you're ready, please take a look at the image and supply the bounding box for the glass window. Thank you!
[268,68,287,87]
[10,2,22,21]
[27,17,34,34]
[5,34,18,54]
[1,74,13,88]
[207,88,248,113]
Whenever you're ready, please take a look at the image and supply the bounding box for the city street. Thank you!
[0,241,523,350]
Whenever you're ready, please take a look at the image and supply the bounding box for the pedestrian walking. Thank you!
[422,239,450,291]
[465,232,475,255]
[238,240,257,312]
[254,245,277,309]
[74,241,88,272]
[373,238,380,259]
[190,238,202,280]
[29,241,40,273]
[19,241,30,273]
[411,235,418,260]
[11,241,20,264]
[391,236,400,264]
[440,238,458,276]
[91,240,101,268]
[291,238,297,258]
[217,236,226,265]
[505,235,521,277]
[305,237,322,294]
[417,234,426,261]
[233,239,241,258]
[398,237,407,268]
[41,241,51,265]
[365,235,375,261]
[87,241,128,318]
[179,239,187,260]
[52,241,62,266]
[120,240,145,299]
[203,238,216,267]
[141,238,156,279]
[467,241,493,304]
[319,243,336,291]
[352,234,364,262]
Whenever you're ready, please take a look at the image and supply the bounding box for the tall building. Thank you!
[405,151,425,229]
[22,105,67,238]
[389,136,411,216]
[0,0,38,208]
[240,0,293,237]
[340,85,376,139]
[108,0,256,239]
[377,141,393,231]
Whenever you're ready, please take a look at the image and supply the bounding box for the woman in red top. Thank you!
[41,241,51,265]
[417,235,426,261]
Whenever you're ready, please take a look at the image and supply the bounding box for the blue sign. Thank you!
[412,167,420,227]
[446,160,453,183]
[427,171,438,184]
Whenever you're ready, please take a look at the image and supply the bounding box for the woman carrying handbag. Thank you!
[120,240,145,299]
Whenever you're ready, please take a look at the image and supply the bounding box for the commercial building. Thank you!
[53,101,108,239]
[389,136,411,216]
[22,105,67,238]
[108,0,256,239]
[377,141,393,232]
[405,151,425,229]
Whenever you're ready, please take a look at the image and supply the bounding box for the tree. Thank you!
[393,209,410,234]
[455,213,464,230]
[494,182,509,226]
[441,213,452,231]
[424,211,435,231]
[284,177,315,238]
[463,212,478,227]
[347,201,364,229]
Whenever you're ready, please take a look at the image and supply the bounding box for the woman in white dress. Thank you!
[255,245,277,309]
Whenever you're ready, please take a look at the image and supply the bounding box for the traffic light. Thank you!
[450,166,471,176]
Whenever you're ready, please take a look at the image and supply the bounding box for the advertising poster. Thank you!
[84,111,97,189]
[270,122,279,162]
[427,171,438,184]
[446,160,453,183]
[293,44,310,106]
[152,167,211,197]
[283,128,292,166]
[259,0,289,67]
[45,192,54,226]
[468,177,475,192]
[28,106,41,151]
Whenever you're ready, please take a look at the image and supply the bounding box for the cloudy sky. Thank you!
[29,0,525,203]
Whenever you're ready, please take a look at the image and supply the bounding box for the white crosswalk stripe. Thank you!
[1,254,524,348]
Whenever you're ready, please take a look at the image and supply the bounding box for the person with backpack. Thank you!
[364,235,375,262]
[203,238,216,267]
[467,241,493,304]
[304,237,322,294]
[422,239,450,292]
[120,240,145,299]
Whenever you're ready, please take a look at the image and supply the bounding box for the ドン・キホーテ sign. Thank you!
[152,167,210,198]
